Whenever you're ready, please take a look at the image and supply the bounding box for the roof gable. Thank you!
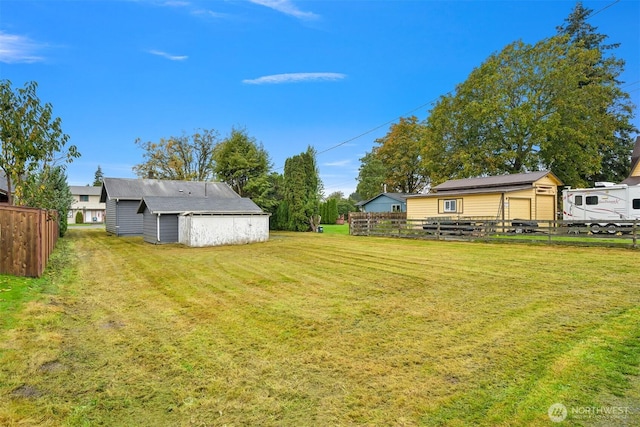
[627,136,640,179]
[101,178,239,202]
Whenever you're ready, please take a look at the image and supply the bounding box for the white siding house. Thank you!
[69,186,105,224]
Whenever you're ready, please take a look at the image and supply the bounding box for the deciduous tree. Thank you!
[424,34,634,188]
[375,116,430,193]
[355,149,386,200]
[0,80,79,205]
[21,165,74,236]
[133,129,218,181]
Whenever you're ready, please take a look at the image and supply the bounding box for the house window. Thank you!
[391,204,401,212]
[79,195,89,202]
[633,199,640,210]
[574,195,582,206]
[586,196,598,205]
[444,199,457,213]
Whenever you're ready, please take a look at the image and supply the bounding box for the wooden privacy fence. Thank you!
[349,212,639,249]
[0,205,59,277]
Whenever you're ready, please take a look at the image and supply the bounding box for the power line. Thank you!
[312,0,624,159]
[275,0,626,175]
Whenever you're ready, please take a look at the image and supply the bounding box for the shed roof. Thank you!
[70,185,102,196]
[621,176,640,186]
[100,178,239,202]
[407,184,535,198]
[356,192,415,207]
[431,171,561,193]
[137,196,265,215]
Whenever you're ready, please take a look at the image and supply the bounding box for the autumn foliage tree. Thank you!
[356,116,430,197]
[133,129,218,181]
[375,116,430,193]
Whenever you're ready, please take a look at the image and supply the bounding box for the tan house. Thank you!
[69,186,106,223]
[407,171,562,222]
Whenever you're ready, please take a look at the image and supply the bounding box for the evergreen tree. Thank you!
[281,146,321,231]
[213,127,271,199]
[93,165,104,186]
[556,1,636,184]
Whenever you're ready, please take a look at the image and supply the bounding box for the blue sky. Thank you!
[1,0,639,197]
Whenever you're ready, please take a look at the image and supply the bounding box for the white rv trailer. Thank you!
[562,182,640,233]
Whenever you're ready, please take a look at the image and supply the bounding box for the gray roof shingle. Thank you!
[432,171,559,192]
[137,196,265,215]
[101,178,239,202]
[70,185,102,196]
[356,192,415,206]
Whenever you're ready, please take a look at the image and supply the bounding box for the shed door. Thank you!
[509,198,531,220]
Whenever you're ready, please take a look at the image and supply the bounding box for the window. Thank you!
[586,196,598,205]
[444,199,457,213]
[391,204,401,212]
[633,199,640,210]
[574,195,582,206]
[79,195,89,202]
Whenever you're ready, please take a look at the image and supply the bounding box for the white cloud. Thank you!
[148,49,188,61]
[249,0,318,20]
[324,160,351,167]
[191,9,231,19]
[0,32,46,64]
[162,0,190,6]
[243,72,346,85]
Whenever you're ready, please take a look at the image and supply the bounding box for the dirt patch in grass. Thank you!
[11,385,43,399]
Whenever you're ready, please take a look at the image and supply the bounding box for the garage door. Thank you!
[509,198,531,220]
[536,195,556,221]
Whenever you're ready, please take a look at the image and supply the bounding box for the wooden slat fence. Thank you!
[349,213,639,249]
[0,205,59,277]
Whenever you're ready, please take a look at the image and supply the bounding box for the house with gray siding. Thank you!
[356,192,415,213]
[100,178,239,236]
[0,172,8,203]
[137,196,269,246]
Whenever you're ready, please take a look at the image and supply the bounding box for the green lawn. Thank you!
[1,229,639,426]
[319,223,350,235]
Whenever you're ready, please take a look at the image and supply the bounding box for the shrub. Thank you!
[75,211,84,224]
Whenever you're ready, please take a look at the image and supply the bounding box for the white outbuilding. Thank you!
[137,196,269,247]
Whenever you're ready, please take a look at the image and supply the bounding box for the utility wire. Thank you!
[313,0,624,159]
[274,0,626,175]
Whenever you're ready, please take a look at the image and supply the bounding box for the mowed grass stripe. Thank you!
[0,229,638,426]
